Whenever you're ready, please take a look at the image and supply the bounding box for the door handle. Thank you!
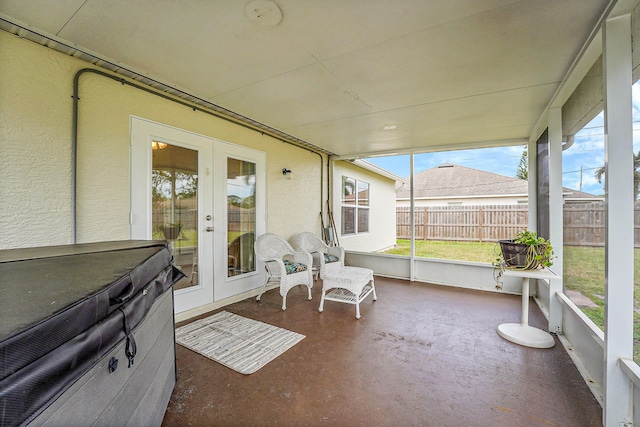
[205,226,214,232]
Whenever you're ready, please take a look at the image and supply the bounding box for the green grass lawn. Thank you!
[384,239,500,263]
[384,239,640,359]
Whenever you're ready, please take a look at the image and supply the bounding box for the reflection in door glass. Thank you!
[227,158,256,277]
[152,142,198,290]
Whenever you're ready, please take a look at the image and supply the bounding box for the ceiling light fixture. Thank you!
[383,125,397,130]
[151,141,168,150]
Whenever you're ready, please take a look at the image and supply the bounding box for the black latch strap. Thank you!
[118,306,137,368]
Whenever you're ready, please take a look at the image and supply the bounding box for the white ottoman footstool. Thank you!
[319,266,377,319]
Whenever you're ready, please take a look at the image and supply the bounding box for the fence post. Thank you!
[478,205,484,242]
[423,206,429,240]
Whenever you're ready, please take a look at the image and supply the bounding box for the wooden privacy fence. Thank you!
[152,206,255,232]
[563,203,605,247]
[153,208,197,231]
[397,203,640,247]
[397,205,528,243]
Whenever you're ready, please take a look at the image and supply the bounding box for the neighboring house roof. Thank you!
[395,163,600,200]
[563,189,603,200]
[396,164,527,199]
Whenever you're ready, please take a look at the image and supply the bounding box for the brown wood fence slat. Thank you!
[396,203,640,247]
[153,207,256,232]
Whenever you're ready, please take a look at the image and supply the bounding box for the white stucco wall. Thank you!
[332,160,397,252]
[0,32,323,249]
[0,33,74,248]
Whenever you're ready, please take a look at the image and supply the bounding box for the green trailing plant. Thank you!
[492,230,555,289]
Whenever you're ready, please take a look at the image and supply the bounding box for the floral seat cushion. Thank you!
[283,259,308,275]
[324,253,340,263]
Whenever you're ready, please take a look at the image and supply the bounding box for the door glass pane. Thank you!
[152,142,198,290]
[227,158,256,277]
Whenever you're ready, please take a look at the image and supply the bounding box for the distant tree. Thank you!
[516,147,528,180]
[594,150,640,200]
[152,169,172,202]
[175,172,197,199]
[241,195,256,209]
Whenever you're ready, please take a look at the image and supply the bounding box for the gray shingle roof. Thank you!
[395,163,598,199]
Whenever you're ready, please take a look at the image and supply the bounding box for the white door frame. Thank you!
[130,117,214,313]
[130,117,266,312]
[213,141,266,301]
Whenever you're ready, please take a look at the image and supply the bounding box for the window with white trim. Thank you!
[341,176,369,235]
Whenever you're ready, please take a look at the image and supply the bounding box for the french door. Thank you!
[213,143,266,301]
[130,117,265,313]
[130,117,214,313]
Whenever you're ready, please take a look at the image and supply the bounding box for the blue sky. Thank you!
[367,85,640,197]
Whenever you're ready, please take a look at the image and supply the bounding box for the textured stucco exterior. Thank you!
[1,32,323,249]
[1,32,74,248]
[332,161,397,252]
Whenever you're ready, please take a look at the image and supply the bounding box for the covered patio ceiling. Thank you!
[0,0,612,157]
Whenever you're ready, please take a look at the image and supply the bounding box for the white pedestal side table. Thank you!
[497,268,559,348]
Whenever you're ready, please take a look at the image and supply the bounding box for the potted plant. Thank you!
[493,230,555,288]
[162,223,181,241]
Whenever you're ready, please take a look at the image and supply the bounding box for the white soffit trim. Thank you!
[348,159,407,183]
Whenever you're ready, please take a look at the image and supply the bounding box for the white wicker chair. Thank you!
[293,232,376,319]
[292,231,345,280]
[254,233,313,310]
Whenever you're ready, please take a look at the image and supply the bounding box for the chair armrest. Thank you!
[290,251,313,268]
[327,246,345,263]
[264,259,286,277]
[310,251,323,267]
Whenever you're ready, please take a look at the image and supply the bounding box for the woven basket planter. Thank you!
[162,224,181,241]
[498,240,548,270]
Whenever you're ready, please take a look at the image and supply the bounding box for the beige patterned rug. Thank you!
[175,311,305,374]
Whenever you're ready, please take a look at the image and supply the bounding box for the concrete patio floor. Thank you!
[162,276,602,427]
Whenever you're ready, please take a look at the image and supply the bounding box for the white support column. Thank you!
[603,13,634,427]
[410,153,415,281]
[548,108,563,334]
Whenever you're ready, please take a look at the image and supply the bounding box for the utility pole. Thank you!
[580,165,583,191]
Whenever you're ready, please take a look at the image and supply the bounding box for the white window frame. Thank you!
[341,176,370,235]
